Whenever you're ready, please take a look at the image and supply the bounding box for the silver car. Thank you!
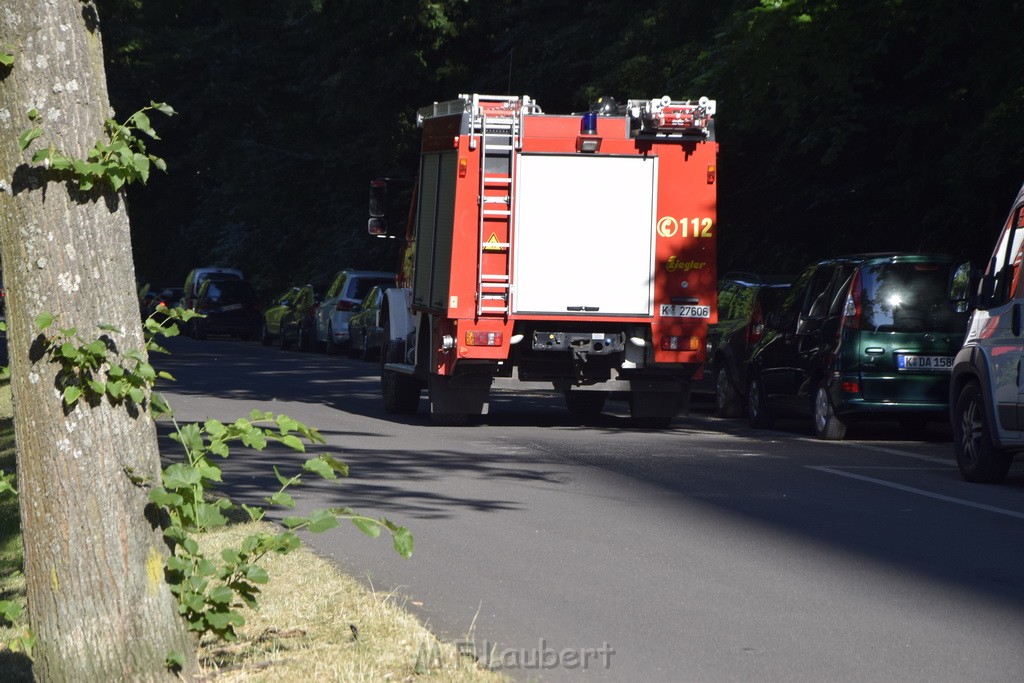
[313,269,395,355]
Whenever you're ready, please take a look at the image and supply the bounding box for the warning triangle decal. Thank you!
[483,233,502,251]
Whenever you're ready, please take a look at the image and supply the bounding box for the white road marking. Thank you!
[807,466,1024,520]
[835,441,953,465]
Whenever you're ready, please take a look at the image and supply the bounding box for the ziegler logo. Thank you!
[656,217,714,239]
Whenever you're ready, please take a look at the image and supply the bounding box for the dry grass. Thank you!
[195,522,506,682]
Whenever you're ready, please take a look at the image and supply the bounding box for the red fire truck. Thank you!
[369,93,718,425]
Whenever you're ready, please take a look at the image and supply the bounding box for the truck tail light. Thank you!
[661,336,700,351]
[465,331,503,346]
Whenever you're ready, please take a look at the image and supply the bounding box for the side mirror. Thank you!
[369,179,387,218]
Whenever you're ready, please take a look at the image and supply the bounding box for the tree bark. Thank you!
[0,2,197,680]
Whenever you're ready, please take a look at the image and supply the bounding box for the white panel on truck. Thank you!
[512,154,656,315]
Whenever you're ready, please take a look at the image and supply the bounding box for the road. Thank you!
[157,335,1024,682]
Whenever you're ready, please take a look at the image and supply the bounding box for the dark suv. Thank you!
[191,278,261,340]
[747,254,969,439]
[701,273,790,416]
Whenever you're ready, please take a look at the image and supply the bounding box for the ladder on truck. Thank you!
[468,95,531,317]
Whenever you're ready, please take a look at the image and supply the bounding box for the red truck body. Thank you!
[372,94,718,424]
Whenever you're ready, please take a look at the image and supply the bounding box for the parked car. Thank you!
[146,286,184,321]
[747,253,969,440]
[292,284,323,352]
[182,266,243,310]
[190,278,261,340]
[314,269,395,354]
[261,286,301,348]
[950,181,1024,483]
[348,285,386,360]
[699,273,790,417]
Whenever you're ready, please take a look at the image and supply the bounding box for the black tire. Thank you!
[813,381,847,440]
[715,365,743,418]
[747,376,773,428]
[260,322,272,346]
[380,318,420,414]
[325,325,339,355]
[359,330,374,361]
[953,381,1013,483]
[192,320,206,341]
[279,328,291,350]
[298,322,311,352]
[564,391,607,417]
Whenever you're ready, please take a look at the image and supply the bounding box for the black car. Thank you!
[701,273,790,417]
[191,278,261,340]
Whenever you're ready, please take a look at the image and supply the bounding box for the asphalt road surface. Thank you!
[157,335,1024,682]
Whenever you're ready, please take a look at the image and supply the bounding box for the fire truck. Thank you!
[368,93,718,425]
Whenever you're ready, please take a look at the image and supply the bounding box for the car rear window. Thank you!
[858,262,966,333]
[349,277,394,300]
[204,281,255,303]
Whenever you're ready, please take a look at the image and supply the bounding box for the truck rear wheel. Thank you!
[629,391,675,429]
[953,381,1013,483]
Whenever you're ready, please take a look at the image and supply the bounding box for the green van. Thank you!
[747,254,969,439]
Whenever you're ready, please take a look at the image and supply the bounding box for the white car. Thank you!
[313,269,395,354]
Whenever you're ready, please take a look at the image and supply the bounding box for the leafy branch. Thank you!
[19,101,175,191]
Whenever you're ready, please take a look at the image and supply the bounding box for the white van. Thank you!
[949,182,1024,482]
[182,267,243,310]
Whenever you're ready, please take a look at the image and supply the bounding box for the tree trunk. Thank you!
[0,2,198,680]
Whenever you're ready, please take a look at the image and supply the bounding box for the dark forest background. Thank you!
[95,0,1024,299]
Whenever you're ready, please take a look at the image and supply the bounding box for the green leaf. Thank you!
[35,312,54,330]
[207,586,234,606]
[392,526,415,559]
[18,127,42,151]
[0,51,14,68]
[62,386,82,405]
[149,488,184,508]
[98,323,121,332]
[244,565,269,583]
[351,518,381,538]
[267,491,295,508]
[204,419,227,437]
[165,651,186,670]
[163,463,203,489]
[303,455,348,479]
[152,101,177,116]
[306,509,339,533]
[280,434,305,452]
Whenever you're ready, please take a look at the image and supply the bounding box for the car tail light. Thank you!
[841,380,860,394]
[841,270,862,331]
[748,302,765,346]
[465,331,503,346]
[335,300,355,312]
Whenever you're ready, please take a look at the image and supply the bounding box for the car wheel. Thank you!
[715,366,743,418]
[298,322,311,352]
[279,327,291,350]
[325,325,339,355]
[359,330,374,361]
[260,322,272,346]
[747,376,773,428]
[813,382,847,440]
[953,381,1013,483]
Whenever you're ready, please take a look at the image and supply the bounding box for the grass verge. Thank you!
[0,384,504,681]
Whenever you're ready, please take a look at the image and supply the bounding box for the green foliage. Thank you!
[0,46,14,68]
[20,102,175,192]
[35,311,179,412]
[24,307,414,643]
[150,409,412,640]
